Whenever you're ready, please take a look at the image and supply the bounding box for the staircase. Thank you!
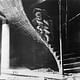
[63,51,80,74]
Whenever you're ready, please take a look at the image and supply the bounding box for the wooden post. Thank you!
[1,20,10,73]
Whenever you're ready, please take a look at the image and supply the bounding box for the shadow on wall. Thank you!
[10,25,58,71]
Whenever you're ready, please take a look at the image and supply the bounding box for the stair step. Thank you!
[63,53,80,59]
[64,67,80,73]
[63,58,80,64]
[63,62,80,66]
[64,69,80,73]
[63,53,75,56]
[63,62,80,69]
[63,57,80,61]
[56,55,59,59]
[63,52,80,74]
[64,67,80,71]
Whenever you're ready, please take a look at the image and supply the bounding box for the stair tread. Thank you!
[63,57,80,61]
[63,62,80,66]
[64,67,80,71]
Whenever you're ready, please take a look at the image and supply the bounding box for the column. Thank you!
[1,20,10,73]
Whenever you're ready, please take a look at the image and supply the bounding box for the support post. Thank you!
[1,20,10,73]
[59,0,63,74]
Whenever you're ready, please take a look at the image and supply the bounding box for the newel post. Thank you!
[1,19,10,73]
